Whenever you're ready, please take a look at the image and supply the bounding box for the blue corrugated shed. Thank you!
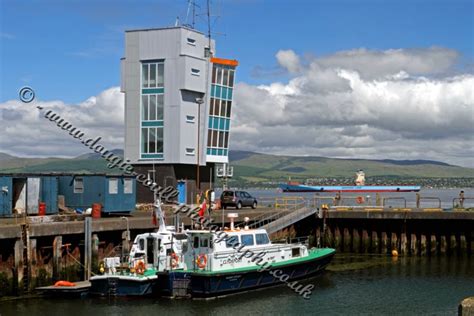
[58,174,136,214]
[0,174,58,217]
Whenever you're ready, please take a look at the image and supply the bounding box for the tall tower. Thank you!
[121,26,238,203]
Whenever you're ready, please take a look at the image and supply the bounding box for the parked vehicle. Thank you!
[220,190,257,209]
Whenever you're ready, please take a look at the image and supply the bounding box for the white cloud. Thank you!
[0,87,124,157]
[232,48,474,167]
[276,49,301,73]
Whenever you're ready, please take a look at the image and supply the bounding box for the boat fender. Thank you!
[135,260,146,274]
[171,252,179,268]
[356,196,365,204]
[54,280,76,287]
[196,254,207,269]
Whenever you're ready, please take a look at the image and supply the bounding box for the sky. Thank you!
[0,0,473,167]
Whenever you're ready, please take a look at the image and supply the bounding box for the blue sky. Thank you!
[1,0,473,103]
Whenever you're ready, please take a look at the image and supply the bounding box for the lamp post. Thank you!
[195,97,204,192]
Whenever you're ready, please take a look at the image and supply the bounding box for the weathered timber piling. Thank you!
[371,231,379,253]
[13,238,24,295]
[400,233,407,255]
[92,234,99,273]
[333,227,341,251]
[325,226,333,248]
[440,235,447,254]
[391,232,398,253]
[381,232,388,254]
[430,235,437,256]
[420,235,427,256]
[352,228,360,253]
[53,236,62,282]
[343,228,351,252]
[410,234,417,255]
[460,235,467,255]
[450,235,457,255]
[361,230,369,253]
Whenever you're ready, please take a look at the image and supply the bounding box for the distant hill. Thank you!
[228,150,474,183]
[0,150,473,182]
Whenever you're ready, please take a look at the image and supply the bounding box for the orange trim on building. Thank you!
[211,57,239,67]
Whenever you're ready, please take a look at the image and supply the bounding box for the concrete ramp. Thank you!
[262,207,318,234]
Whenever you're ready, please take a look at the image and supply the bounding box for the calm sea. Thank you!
[1,255,473,316]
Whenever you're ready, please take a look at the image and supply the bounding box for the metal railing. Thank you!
[382,197,407,208]
[418,197,441,208]
[452,197,474,208]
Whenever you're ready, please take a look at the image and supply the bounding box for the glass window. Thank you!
[229,70,234,87]
[157,63,164,87]
[241,234,254,246]
[141,128,149,153]
[149,95,156,120]
[207,130,212,147]
[149,63,157,87]
[124,179,133,194]
[139,238,145,251]
[226,236,238,248]
[149,129,157,153]
[224,131,229,148]
[216,67,222,85]
[200,238,208,248]
[186,115,195,123]
[187,37,196,45]
[212,66,217,83]
[142,95,149,120]
[212,130,218,147]
[156,128,163,152]
[226,101,232,117]
[193,236,199,248]
[223,69,229,86]
[209,98,215,116]
[191,68,200,76]
[157,95,164,120]
[214,99,220,116]
[142,64,149,88]
[73,178,83,194]
[256,233,269,245]
[109,178,118,194]
[186,147,195,155]
[218,131,224,147]
[220,101,226,117]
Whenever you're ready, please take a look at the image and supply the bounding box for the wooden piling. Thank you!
[361,230,369,253]
[316,226,321,248]
[450,235,457,255]
[381,232,388,254]
[371,231,379,253]
[334,227,341,251]
[92,234,99,273]
[410,234,418,255]
[14,238,24,294]
[440,235,447,254]
[400,233,407,255]
[53,236,62,281]
[325,226,334,248]
[460,235,467,256]
[430,235,437,256]
[420,234,427,256]
[122,231,130,260]
[391,232,398,253]
[353,228,360,253]
[343,228,351,252]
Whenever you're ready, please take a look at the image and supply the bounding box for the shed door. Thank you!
[27,177,41,214]
[0,177,12,217]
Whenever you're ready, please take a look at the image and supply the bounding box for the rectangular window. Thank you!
[240,234,255,246]
[214,99,220,117]
[142,128,149,153]
[186,115,195,123]
[256,233,270,245]
[187,37,196,45]
[157,64,164,87]
[218,131,224,147]
[224,131,229,148]
[142,95,149,120]
[191,68,200,76]
[207,130,212,147]
[212,130,218,147]
[109,178,118,194]
[226,101,232,117]
[212,66,217,83]
[220,101,226,117]
[149,94,157,120]
[73,178,84,194]
[229,70,235,87]
[226,236,238,248]
[142,64,149,88]
[149,63,157,86]
[124,179,133,194]
[223,68,229,87]
[209,98,215,115]
[193,236,199,248]
[216,67,222,85]
[200,238,208,248]
[185,147,195,155]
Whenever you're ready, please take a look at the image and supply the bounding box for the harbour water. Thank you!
[1,254,472,315]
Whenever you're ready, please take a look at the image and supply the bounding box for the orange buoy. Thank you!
[92,203,102,218]
[38,202,46,216]
[391,249,399,257]
[54,280,76,287]
[356,196,365,204]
